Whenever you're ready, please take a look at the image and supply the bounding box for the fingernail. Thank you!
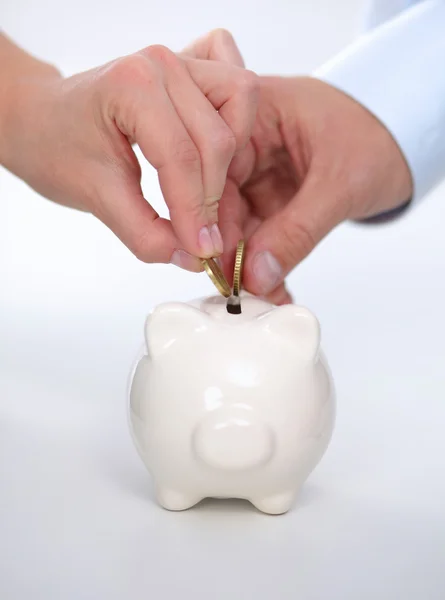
[170,249,203,272]
[210,223,223,254]
[198,226,219,257]
[252,251,282,294]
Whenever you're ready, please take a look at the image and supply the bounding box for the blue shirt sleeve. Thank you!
[313,0,445,211]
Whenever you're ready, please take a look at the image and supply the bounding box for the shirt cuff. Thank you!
[313,0,445,205]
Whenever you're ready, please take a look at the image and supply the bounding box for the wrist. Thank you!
[0,38,62,174]
[288,75,413,220]
[313,1,445,204]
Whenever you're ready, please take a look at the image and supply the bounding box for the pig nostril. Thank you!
[193,417,274,470]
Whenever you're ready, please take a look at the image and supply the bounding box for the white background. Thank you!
[1,1,445,598]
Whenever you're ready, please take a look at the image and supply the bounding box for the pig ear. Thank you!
[145,302,210,357]
[257,304,320,361]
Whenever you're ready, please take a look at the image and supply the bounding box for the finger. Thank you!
[264,283,294,306]
[158,51,257,256]
[243,175,346,295]
[107,50,257,259]
[186,58,259,154]
[109,52,215,258]
[159,53,243,243]
[180,28,245,67]
[227,138,256,186]
[244,213,262,239]
[91,163,203,271]
[170,249,205,272]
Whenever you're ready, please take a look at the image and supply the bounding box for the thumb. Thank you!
[243,178,347,295]
[90,166,203,271]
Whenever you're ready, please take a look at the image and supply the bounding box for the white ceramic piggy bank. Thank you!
[129,292,335,515]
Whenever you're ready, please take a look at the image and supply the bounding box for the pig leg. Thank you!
[250,490,298,515]
[155,486,201,511]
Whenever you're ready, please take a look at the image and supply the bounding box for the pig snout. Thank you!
[192,411,275,471]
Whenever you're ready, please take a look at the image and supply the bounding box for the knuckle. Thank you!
[211,27,235,43]
[237,68,259,97]
[207,128,237,161]
[130,229,157,263]
[107,54,157,87]
[204,199,219,222]
[169,192,204,220]
[173,138,202,169]
[143,44,177,67]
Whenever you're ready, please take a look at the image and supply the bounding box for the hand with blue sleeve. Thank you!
[316,0,445,207]
[215,1,445,305]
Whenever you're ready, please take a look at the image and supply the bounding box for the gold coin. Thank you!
[232,240,245,297]
[202,258,232,298]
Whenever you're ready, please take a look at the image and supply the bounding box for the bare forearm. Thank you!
[0,29,259,269]
[0,32,60,79]
[0,32,61,167]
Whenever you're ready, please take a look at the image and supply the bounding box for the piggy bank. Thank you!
[128,292,335,515]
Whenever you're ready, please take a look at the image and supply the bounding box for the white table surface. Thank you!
[1,1,445,598]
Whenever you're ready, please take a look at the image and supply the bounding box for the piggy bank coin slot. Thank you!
[226,295,242,314]
[226,240,245,315]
